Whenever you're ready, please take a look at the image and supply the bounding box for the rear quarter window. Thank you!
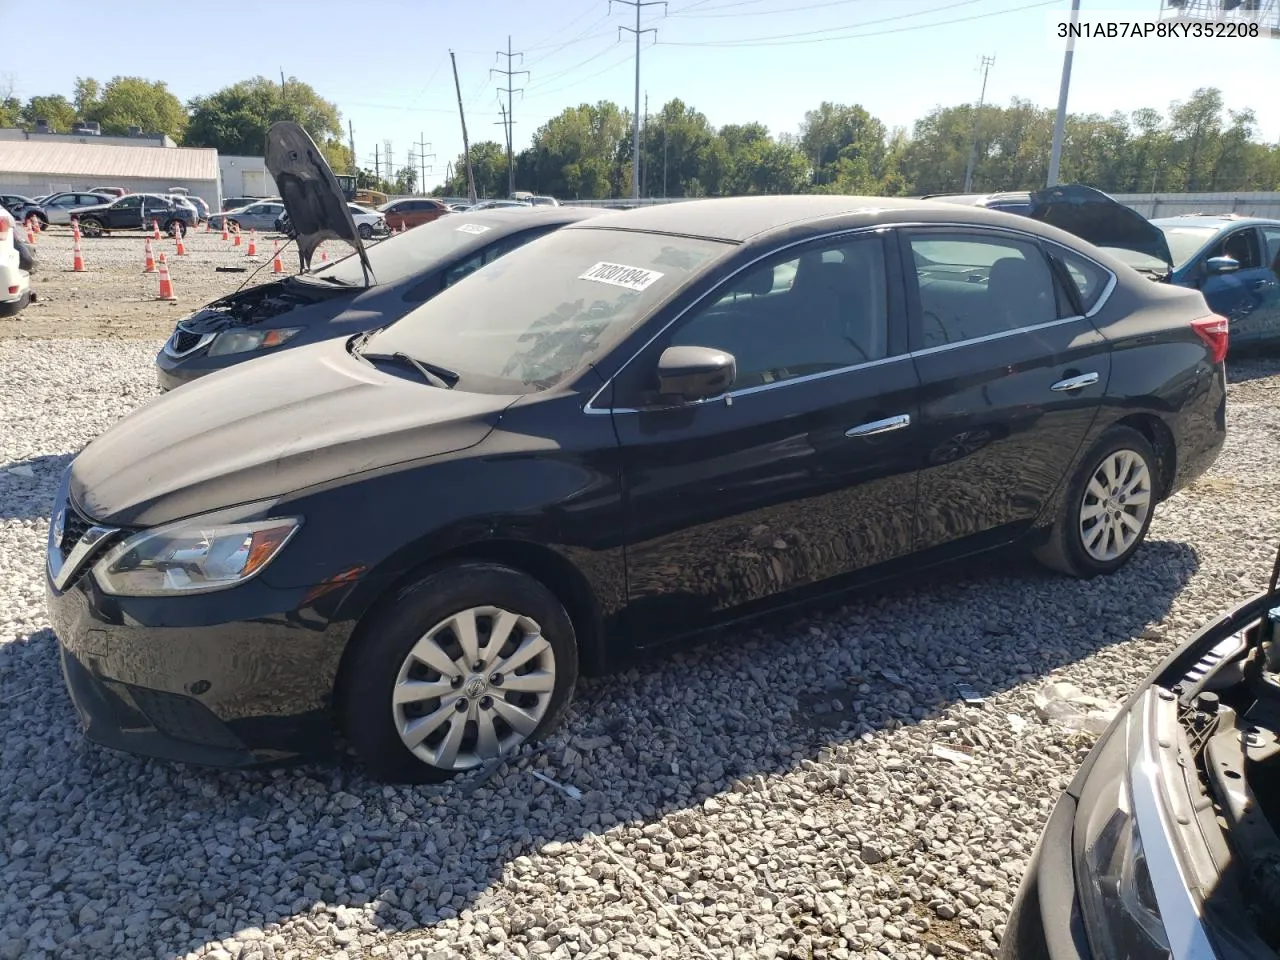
[1050,247,1110,314]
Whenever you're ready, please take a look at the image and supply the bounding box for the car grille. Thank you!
[59,506,93,557]
[164,324,215,359]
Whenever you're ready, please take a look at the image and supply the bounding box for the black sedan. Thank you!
[74,194,198,238]
[155,206,599,391]
[1004,550,1280,959]
[47,195,1227,783]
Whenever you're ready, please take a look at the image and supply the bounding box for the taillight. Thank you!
[1191,314,1229,364]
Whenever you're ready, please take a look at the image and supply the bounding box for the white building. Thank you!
[0,140,220,209]
[219,155,273,201]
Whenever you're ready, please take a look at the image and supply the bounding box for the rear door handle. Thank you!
[846,414,911,438]
[1050,372,1099,392]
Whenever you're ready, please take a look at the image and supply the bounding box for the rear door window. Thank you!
[1049,247,1111,314]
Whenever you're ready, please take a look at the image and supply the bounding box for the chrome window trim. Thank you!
[583,219,1119,415]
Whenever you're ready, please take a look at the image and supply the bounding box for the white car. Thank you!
[347,203,388,239]
[0,206,31,318]
[38,191,114,225]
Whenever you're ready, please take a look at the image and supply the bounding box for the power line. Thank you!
[491,36,529,196]
[612,0,668,200]
[520,48,638,101]
[664,0,987,44]
[671,0,879,17]
[524,0,605,50]
[524,41,622,91]
[659,0,1062,46]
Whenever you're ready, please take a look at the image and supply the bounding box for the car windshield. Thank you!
[298,216,518,287]
[362,227,731,394]
[1111,224,1217,271]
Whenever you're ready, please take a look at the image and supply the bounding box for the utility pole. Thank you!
[612,0,666,200]
[497,104,513,183]
[962,54,995,193]
[450,50,478,205]
[1047,0,1081,187]
[491,36,528,197]
[348,119,356,177]
[642,91,648,197]
[374,143,379,185]
[416,132,435,196]
[384,140,393,183]
[662,125,668,198]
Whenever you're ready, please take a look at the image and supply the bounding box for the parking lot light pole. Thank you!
[1047,0,1081,187]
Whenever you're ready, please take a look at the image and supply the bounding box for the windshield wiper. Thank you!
[318,275,356,286]
[357,350,459,389]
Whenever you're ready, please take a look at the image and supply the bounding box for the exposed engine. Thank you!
[177,280,346,335]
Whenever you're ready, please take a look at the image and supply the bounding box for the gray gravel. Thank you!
[3,337,1280,960]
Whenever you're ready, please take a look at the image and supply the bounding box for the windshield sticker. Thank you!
[578,261,665,292]
[456,223,491,235]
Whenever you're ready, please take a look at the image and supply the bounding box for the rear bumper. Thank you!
[1167,360,1227,496]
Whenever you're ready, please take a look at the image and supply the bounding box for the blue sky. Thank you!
[4,0,1277,191]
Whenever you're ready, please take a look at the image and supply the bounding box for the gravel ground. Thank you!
[1,227,351,341]
[1,338,1279,960]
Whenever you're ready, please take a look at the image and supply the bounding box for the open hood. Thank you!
[266,121,373,280]
[1028,184,1173,273]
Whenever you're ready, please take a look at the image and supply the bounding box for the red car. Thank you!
[378,198,451,231]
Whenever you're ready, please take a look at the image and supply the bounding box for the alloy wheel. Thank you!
[1078,449,1152,562]
[391,605,556,771]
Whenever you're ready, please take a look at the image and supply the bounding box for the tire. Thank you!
[339,562,579,784]
[358,223,373,240]
[78,217,104,238]
[165,219,186,238]
[1033,426,1159,578]
[226,219,240,233]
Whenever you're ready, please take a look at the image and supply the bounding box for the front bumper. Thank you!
[1000,795,1092,960]
[46,519,355,768]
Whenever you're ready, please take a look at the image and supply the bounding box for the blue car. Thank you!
[1121,215,1280,350]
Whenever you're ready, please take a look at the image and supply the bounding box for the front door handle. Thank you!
[1050,372,1099,392]
[1251,279,1277,290]
[846,414,911,438]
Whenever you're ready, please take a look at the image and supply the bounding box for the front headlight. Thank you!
[208,327,302,356]
[92,517,301,596]
[1077,736,1170,959]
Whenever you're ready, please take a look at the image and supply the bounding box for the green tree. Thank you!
[185,76,342,158]
[440,141,509,198]
[0,97,19,128]
[82,77,187,139]
[73,77,100,115]
[525,102,631,199]
[20,95,77,132]
[800,102,889,190]
[393,165,418,195]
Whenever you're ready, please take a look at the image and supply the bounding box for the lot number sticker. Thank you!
[579,261,665,292]
[456,223,491,235]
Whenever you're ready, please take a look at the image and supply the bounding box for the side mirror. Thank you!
[1206,255,1240,275]
[655,345,736,403]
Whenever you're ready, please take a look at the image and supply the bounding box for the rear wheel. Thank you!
[358,223,373,240]
[1033,426,1158,578]
[78,217,104,238]
[165,219,186,238]
[339,562,579,784]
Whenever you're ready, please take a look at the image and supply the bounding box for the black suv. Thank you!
[75,194,198,237]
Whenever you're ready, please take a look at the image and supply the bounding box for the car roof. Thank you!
[444,206,599,228]
[1153,214,1280,229]
[561,195,1065,244]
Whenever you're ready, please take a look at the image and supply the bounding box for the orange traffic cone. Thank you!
[320,249,328,262]
[143,238,156,273]
[29,216,41,235]
[25,224,35,244]
[233,230,241,247]
[152,219,161,240]
[246,230,257,259]
[271,240,283,274]
[221,221,229,241]
[71,217,80,240]
[72,236,85,272]
[176,232,187,256]
[203,219,210,233]
[156,253,176,301]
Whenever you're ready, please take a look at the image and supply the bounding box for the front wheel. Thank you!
[78,217,104,238]
[1033,426,1158,578]
[339,562,579,783]
[165,219,186,238]
[358,223,373,240]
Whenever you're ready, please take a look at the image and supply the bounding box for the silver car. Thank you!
[208,200,287,233]
[39,192,113,225]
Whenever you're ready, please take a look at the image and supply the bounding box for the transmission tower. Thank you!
[491,37,528,197]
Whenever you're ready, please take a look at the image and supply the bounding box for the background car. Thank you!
[86,186,127,198]
[0,205,31,318]
[469,199,530,211]
[208,200,286,233]
[182,195,211,220]
[222,196,270,212]
[75,193,197,237]
[277,203,387,240]
[58,194,1230,784]
[157,204,599,389]
[378,197,451,231]
[37,192,113,225]
[0,194,46,227]
[1108,214,1280,350]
